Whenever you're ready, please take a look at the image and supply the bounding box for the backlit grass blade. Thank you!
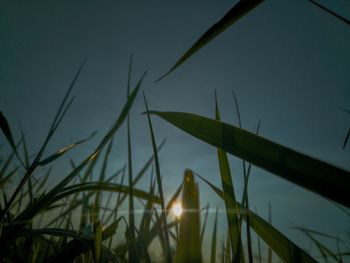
[301,229,340,262]
[39,131,97,166]
[93,220,102,263]
[0,73,144,253]
[118,138,166,206]
[0,167,18,188]
[174,170,202,263]
[215,98,244,263]
[195,172,317,263]
[143,93,172,263]
[293,226,350,245]
[45,218,121,263]
[125,56,138,263]
[0,111,16,151]
[0,60,85,222]
[200,204,209,246]
[210,208,219,263]
[156,0,265,82]
[149,111,350,208]
[0,146,17,180]
[231,89,254,263]
[52,182,161,204]
[165,178,184,215]
[268,202,272,263]
[105,167,126,227]
[309,0,350,25]
[94,138,114,220]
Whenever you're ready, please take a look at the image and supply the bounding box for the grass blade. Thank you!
[52,182,161,204]
[143,93,172,263]
[309,0,350,25]
[210,208,219,263]
[268,202,272,263]
[200,204,209,246]
[156,0,265,82]
[195,172,317,263]
[39,131,97,166]
[215,97,244,263]
[0,72,144,254]
[149,111,350,208]
[0,111,16,151]
[174,170,202,263]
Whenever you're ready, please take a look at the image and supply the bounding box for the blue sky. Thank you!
[1,0,350,260]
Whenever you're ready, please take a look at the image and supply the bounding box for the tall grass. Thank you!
[1,0,349,262]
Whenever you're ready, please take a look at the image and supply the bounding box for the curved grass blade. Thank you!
[156,0,265,82]
[39,131,97,166]
[174,170,202,263]
[53,182,161,204]
[0,72,144,253]
[195,172,317,263]
[149,111,350,208]
[45,218,121,263]
[0,60,85,223]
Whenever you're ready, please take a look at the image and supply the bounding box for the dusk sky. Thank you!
[1,0,350,259]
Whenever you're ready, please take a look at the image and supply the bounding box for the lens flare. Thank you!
[172,202,183,217]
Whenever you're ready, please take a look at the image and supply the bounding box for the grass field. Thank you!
[1,1,349,262]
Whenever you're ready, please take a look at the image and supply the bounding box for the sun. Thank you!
[172,202,183,217]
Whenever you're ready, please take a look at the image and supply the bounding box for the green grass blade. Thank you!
[268,202,272,263]
[105,166,126,226]
[0,61,85,222]
[143,93,172,263]
[195,172,317,263]
[231,89,254,263]
[200,204,209,246]
[0,146,17,180]
[93,220,102,263]
[215,98,244,263]
[149,111,350,208]
[45,218,121,263]
[165,178,184,215]
[0,167,18,188]
[39,131,97,166]
[0,111,16,152]
[117,138,166,206]
[174,170,202,263]
[156,0,265,82]
[308,0,350,25]
[302,230,340,262]
[0,74,144,253]
[126,56,137,263]
[210,208,219,263]
[94,138,114,221]
[52,182,161,204]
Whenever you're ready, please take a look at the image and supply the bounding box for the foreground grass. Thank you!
[1,1,349,262]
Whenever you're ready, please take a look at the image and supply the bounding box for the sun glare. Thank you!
[172,202,183,217]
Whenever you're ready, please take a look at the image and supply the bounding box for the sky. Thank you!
[1,0,350,260]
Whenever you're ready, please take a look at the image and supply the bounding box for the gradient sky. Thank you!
[1,0,350,260]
